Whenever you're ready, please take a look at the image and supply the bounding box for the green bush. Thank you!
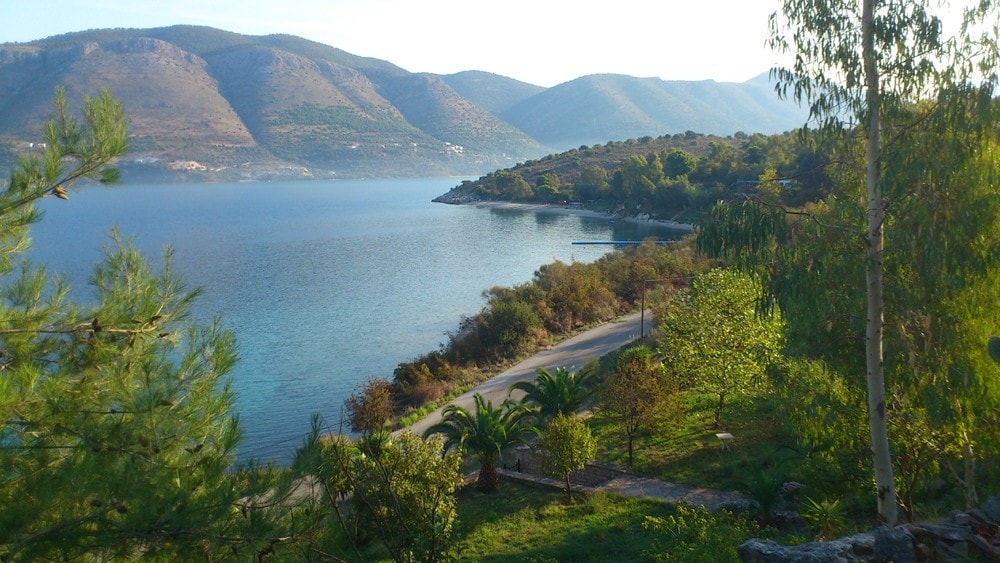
[642,504,759,562]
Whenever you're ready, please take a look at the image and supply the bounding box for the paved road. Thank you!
[402,311,650,438]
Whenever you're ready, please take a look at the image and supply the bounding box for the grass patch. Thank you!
[590,390,801,491]
[451,481,728,562]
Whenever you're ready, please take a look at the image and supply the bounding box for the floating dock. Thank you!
[571,241,675,245]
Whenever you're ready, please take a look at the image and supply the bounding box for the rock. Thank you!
[910,522,972,543]
[873,526,916,562]
[771,510,807,532]
[739,495,1000,563]
[737,539,784,563]
[966,508,993,525]
[936,539,969,559]
[969,533,1000,558]
[981,495,1000,522]
[781,481,805,496]
[738,533,874,562]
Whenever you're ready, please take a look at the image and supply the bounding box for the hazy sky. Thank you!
[1,0,795,86]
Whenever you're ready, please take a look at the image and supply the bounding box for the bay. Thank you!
[30,178,682,462]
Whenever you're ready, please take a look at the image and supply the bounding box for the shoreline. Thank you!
[469,201,695,232]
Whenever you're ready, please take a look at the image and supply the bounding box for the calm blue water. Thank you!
[30,178,681,461]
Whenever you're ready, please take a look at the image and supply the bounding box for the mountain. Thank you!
[0,26,807,181]
[500,73,808,149]
[440,71,546,116]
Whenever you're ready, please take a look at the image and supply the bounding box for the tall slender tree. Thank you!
[700,0,999,525]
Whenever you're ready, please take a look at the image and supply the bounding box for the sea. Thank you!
[29,177,684,462]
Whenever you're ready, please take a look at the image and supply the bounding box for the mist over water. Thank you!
[31,178,682,461]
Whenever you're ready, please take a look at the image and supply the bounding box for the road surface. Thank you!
[402,311,650,438]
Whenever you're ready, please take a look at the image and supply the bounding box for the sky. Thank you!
[0,0,794,87]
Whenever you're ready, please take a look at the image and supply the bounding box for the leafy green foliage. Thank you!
[656,268,783,426]
[345,377,395,435]
[294,424,462,562]
[423,394,536,491]
[474,170,534,201]
[352,432,462,562]
[763,0,1000,526]
[537,415,597,502]
[450,131,836,224]
[767,359,870,498]
[642,504,760,563]
[600,345,679,467]
[478,299,544,360]
[510,366,594,425]
[800,496,848,541]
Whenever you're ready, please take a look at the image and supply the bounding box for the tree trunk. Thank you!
[862,0,898,527]
[715,390,726,427]
[962,436,978,509]
[477,463,501,492]
[565,473,574,503]
[626,431,635,467]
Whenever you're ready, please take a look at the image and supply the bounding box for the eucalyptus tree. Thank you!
[423,393,536,491]
[0,90,293,559]
[699,0,999,525]
[509,366,593,425]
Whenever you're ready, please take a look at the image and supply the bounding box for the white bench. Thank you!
[715,432,734,451]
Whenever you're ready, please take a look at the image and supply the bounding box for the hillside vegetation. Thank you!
[436,129,830,224]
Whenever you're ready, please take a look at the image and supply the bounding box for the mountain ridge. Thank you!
[0,26,808,181]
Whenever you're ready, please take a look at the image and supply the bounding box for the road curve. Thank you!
[402,311,650,438]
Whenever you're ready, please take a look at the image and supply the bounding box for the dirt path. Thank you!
[499,469,752,511]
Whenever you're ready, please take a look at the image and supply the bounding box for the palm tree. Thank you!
[423,393,536,491]
[509,367,593,425]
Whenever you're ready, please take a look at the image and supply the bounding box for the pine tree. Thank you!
[0,89,288,559]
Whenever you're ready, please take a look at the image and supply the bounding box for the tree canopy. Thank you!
[423,393,536,491]
[697,0,1000,526]
[0,89,292,559]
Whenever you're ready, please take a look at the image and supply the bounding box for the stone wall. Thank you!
[509,445,628,487]
[738,495,1000,562]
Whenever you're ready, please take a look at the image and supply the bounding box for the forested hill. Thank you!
[435,130,833,225]
[0,26,807,181]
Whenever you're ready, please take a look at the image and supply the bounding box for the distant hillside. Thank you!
[0,26,808,181]
[440,71,546,116]
[501,74,809,150]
